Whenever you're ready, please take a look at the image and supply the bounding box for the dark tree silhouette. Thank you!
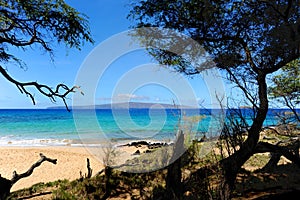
[0,153,57,200]
[0,0,93,110]
[128,0,300,197]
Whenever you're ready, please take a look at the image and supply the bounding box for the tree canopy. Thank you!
[128,0,300,194]
[269,59,300,121]
[0,0,93,110]
[129,0,299,74]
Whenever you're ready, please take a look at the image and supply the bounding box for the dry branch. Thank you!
[0,65,83,111]
[0,153,57,200]
[11,153,57,184]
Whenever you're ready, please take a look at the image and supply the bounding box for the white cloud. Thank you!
[98,94,150,102]
[116,93,150,101]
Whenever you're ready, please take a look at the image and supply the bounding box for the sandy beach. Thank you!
[0,146,107,192]
[0,140,169,192]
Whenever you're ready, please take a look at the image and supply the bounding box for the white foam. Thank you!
[0,138,72,147]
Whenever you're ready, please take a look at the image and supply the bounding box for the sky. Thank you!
[0,0,232,109]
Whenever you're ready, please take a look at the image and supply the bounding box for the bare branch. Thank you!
[0,65,81,111]
[10,153,57,185]
[225,67,258,109]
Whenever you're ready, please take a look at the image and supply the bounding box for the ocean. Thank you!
[0,108,296,147]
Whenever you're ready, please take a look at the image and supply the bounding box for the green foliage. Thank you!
[269,59,300,109]
[129,2,299,192]
[8,183,46,199]
[8,180,67,199]
[51,170,166,200]
[10,131,300,199]
[0,0,94,64]
[128,0,300,77]
[0,0,93,109]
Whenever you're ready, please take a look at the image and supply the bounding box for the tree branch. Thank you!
[258,1,286,19]
[255,141,300,167]
[10,153,57,185]
[225,67,258,109]
[0,65,82,111]
[282,95,300,122]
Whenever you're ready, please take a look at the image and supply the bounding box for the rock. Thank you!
[132,150,140,155]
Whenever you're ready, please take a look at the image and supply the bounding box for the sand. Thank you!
[0,146,107,191]
[0,141,171,192]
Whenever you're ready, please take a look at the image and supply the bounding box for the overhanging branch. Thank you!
[0,65,83,111]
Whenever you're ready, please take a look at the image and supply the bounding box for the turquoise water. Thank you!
[0,108,293,146]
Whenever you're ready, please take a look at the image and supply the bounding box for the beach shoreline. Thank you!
[0,146,105,191]
[0,141,167,192]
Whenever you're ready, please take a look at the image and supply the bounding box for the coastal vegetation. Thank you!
[0,0,299,199]
[0,0,93,111]
[7,127,300,199]
[128,0,300,198]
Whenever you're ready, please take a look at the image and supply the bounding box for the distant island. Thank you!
[47,102,196,109]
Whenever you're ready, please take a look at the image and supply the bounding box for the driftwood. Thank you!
[0,153,57,200]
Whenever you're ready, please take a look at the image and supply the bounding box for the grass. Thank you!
[8,180,67,200]
[9,157,300,200]
[49,169,167,200]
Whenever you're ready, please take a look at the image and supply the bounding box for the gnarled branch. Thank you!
[254,140,300,167]
[0,153,57,200]
[10,153,57,184]
[0,65,83,111]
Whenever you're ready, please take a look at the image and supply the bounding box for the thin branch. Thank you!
[284,0,293,20]
[262,126,282,137]
[282,95,300,122]
[0,65,81,111]
[0,22,15,33]
[225,67,258,109]
[242,44,258,73]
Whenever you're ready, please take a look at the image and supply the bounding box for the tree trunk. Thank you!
[101,166,113,200]
[220,72,269,191]
[263,152,281,171]
[0,153,57,200]
[0,177,12,200]
[166,130,185,199]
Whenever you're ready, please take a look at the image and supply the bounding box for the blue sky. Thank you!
[0,0,230,109]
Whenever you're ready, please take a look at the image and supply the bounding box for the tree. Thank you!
[0,0,93,110]
[269,59,300,122]
[128,0,300,196]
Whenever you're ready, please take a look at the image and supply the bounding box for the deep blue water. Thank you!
[0,108,297,146]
